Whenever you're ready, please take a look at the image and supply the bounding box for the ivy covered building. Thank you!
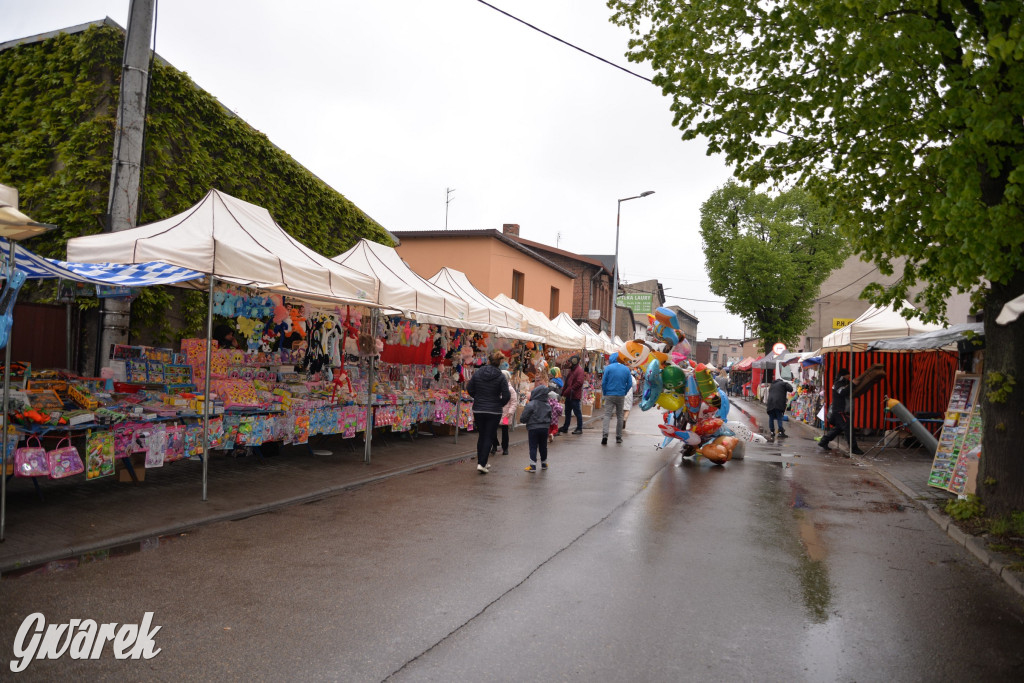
[0,19,393,365]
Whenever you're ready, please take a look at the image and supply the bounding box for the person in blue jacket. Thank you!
[601,353,633,445]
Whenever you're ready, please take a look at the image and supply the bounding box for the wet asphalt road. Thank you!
[2,407,1023,681]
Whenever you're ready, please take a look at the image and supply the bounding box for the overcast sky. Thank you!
[1,0,746,340]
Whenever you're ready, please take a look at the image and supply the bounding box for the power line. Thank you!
[816,266,882,301]
[475,0,653,83]
[664,294,728,304]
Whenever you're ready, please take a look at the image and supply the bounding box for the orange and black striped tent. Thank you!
[821,350,959,431]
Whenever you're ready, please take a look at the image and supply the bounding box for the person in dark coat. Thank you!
[765,376,794,440]
[558,355,586,434]
[819,368,862,455]
[519,382,553,471]
[466,350,511,473]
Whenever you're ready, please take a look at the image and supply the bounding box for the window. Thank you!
[511,270,525,303]
[549,287,560,318]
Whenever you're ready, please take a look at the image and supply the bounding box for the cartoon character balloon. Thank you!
[648,307,686,347]
[619,339,670,371]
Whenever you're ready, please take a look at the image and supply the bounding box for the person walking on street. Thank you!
[519,380,553,471]
[601,353,632,445]
[492,369,518,456]
[621,370,637,430]
[466,351,511,473]
[819,367,863,455]
[765,375,793,441]
[558,355,586,434]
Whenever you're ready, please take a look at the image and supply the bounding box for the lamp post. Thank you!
[611,191,654,340]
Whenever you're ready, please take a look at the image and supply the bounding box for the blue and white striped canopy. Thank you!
[0,237,204,286]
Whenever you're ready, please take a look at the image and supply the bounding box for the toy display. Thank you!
[1,287,565,484]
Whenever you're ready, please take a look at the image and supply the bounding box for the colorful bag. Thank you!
[47,438,85,479]
[14,436,49,478]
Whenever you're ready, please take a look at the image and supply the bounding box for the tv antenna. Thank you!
[445,187,455,229]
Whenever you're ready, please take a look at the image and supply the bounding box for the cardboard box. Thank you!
[966,460,979,495]
[116,455,146,482]
[581,403,593,417]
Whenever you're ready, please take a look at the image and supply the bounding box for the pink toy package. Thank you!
[14,437,49,478]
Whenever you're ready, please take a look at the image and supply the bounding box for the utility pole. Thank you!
[97,0,155,374]
[445,187,455,229]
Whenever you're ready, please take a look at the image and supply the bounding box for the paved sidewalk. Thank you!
[730,396,1024,598]
[0,417,600,575]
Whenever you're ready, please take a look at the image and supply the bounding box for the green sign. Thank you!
[617,292,654,315]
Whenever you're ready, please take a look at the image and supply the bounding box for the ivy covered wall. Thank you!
[0,23,393,259]
[0,22,394,350]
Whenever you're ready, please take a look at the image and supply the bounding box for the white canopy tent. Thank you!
[66,189,389,491]
[590,326,619,354]
[332,239,476,327]
[552,313,603,352]
[821,301,945,352]
[67,189,380,305]
[427,267,543,342]
[494,294,584,349]
[577,320,615,353]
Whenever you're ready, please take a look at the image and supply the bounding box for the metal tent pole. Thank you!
[202,276,214,501]
[363,307,377,464]
[0,241,15,540]
[849,343,855,453]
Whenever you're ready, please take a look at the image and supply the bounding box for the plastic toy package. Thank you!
[14,437,49,478]
[85,431,115,479]
[48,439,85,479]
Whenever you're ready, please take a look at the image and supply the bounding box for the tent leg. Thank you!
[849,344,854,452]
[202,276,215,501]
[66,299,73,369]
[363,308,377,464]
[0,241,15,541]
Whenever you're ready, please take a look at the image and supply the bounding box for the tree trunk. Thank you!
[978,270,1024,516]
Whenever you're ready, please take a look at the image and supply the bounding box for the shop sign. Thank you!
[616,292,653,315]
[588,309,601,320]
[95,284,136,300]
[832,317,855,329]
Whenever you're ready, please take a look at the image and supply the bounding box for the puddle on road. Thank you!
[757,463,834,624]
[1,532,187,580]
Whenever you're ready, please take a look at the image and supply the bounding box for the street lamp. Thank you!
[611,191,654,340]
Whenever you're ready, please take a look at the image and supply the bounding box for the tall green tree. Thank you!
[701,182,847,353]
[609,0,1024,514]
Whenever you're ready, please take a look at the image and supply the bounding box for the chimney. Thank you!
[502,223,520,237]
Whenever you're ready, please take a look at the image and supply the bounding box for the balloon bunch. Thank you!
[646,307,692,365]
[619,312,749,464]
[631,352,741,465]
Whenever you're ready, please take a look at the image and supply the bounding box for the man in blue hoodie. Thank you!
[601,353,633,445]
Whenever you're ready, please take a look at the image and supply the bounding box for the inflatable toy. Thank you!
[639,358,662,411]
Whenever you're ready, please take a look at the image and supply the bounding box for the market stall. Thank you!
[66,189,385,498]
[0,237,210,539]
[334,240,541,442]
[820,302,952,434]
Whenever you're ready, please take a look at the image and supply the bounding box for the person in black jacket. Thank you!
[819,368,863,455]
[466,350,511,474]
[765,376,793,441]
